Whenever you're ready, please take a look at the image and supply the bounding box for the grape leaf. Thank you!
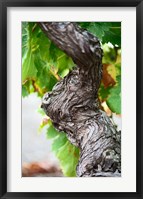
[22,22,74,91]
[102,23,121,47]
[22,22,29,58]
[46,123,59,139]
[87,22,111,40]
[79,22,121,47]
[99,84,111,101]
[52,133,68,154]
[22,49,37,81]
[22,85,29,97]
[34,58,58,92]
[106,75,121,114]
[52,133,79,177]
[46,122,80,176]
[57,53,74,75]
[56,141,79,177]
[22,22,121,177]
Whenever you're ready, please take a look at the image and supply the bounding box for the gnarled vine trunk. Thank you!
[39,22,121,177]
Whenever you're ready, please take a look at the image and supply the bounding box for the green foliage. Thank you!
[99,84,111,101]
[107,75,121,114]
[55,140,79,176]
[46,121,79,176]
[79,22,121,47]
[22,22,121,176]
[22,85,29,97]
[22,22,75,94]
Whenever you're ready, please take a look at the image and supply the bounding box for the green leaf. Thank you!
[87,22,111,41]
[22,85,29,97]
[46,123,59,139]
[78,22,91,29]
[56,141,79,176]
[102,23,121,47]
[22,49,37,81]
[37,107,46,116]
[51,132,79,177]
[34,58,58,91]
[22,23,39,82]
[57,53,74,75]
[22,22,58,91]
[99,84,111,101]
[22,22,29,58]
[22,22,121,177]
[106,75,121,114]
[52,133,67,154]
[79,22,121,46]
[46,124,80,176]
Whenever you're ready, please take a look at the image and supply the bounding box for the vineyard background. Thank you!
[22,22,121,177]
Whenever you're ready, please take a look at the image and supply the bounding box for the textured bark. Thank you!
[39,22,121,177]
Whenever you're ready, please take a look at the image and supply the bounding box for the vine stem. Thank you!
[39,22,121,177]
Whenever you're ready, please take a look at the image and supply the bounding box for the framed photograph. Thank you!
[0,0,143,198]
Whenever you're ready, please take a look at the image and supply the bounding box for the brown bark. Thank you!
[39,22,121,177]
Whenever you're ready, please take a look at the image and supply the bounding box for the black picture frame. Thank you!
[0,0,143,198]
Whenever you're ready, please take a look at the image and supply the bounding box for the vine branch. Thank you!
[39,22,121,177]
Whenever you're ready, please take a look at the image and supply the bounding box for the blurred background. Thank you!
[22,22,121,177]
[22,93,63,177]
